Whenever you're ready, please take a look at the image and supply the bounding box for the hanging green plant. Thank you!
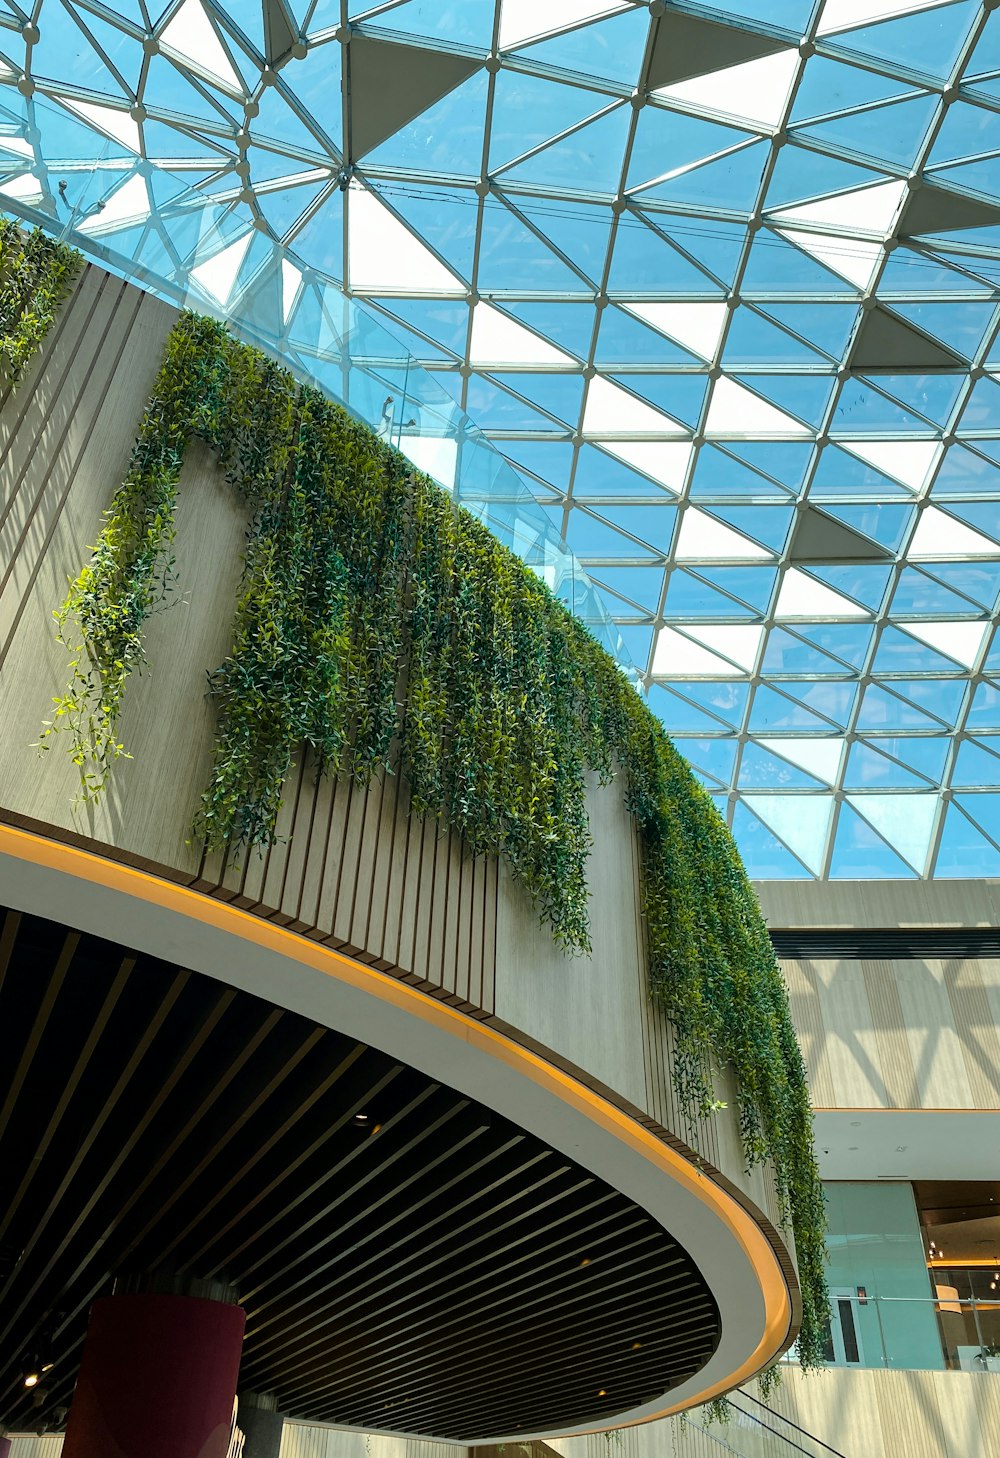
[47,310,829,1366]
[0,216,81,388]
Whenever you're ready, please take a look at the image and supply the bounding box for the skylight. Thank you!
[8,0,1000,881]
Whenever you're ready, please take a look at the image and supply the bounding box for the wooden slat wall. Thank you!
[278,1426,456,1458]
[783,953,1000,1109]
[0,258,793,1254]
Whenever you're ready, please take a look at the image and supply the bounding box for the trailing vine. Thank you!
[47,311,829,1366]
[0,217,80,388]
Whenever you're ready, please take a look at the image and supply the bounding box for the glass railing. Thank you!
[683,1392,848,1458]
[781,1287,1000,1374]
[0,92,634,677]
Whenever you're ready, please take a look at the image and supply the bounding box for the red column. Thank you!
[62,1292,245,1458]
[0,1435,11,1458]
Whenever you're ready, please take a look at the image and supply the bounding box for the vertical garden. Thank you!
[2,219,827,1371]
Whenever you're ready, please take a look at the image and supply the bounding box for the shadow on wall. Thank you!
[783,954,1000,1109]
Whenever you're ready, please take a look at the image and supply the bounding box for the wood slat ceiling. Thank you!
[0,906,720,1441]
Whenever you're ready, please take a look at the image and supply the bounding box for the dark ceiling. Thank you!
[0,905,719,1440]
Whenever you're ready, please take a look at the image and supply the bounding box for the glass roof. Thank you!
[4,0,1000,880]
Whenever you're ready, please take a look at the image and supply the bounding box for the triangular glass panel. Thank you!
[681,738,739,788]
[795,621,874,669]
[574,444,680,499]
[519,6,650,84]
[955,792,1000,848]
[734,372,833,428]
[953,739,1000,787]
[505,301,596,361]
[838,439,942,492]
[627,105,755,193]
[465,375,570,432]
[756,736,843,785]
[287,187,343,279]
[822,503,912,551]
[159,0,246,95]
[664,568,764,619]
[615,624,655,666]
[823,0,980,82]
[347,184,465,293]
[470,304,575,367]
[774,567,870,617]
[623,301,728,362]
[865,374,963,430]
[32,11,131,98]
[675,508,772,560]
[595,441,694,494]
[564,509,659,560]
[765,141,885,211]
[750,687,841,733]
[923,561,1000,611]
[910,504,1000,559]
[811,442,911,499]
[582,375,688,436]
[705,376,812,436]
[742,229,861,297]
[792,95,937,170]
[489,69,616,171]
[834,379,950,436]
[696,566,778,614]
[723,307,831,369]
[689,443,792,501]
[891,300,995,360]
[846,742,934,790]
[739,744,827,791]
[251,82,327,157]
[769,178,909,235]
[512,194,614,287]
[655,48,800,131]
[637,139,770,213]
[684,624,764,670]
[935,801,1000,876]
[642,209,747,288]
[718,440,814,491]
[942,501,1000,547]
[477,198,587,292]
[370,0,496,50]
[604,374,708,428]
[761,627,864,675]
[873,625,968,675]
[610,215,727,294]
[710,504,793,553]
[255,178,329,241]
[968,679,1000,730]
[652,627,741,677]
[498,0,632,52]
[366,297,469,355]
[666,680,749,728]
[808,563,892,611]
[649,684,740,735]
[790,53,913,120]
[589,565,665,612]
[595,306,701,367]
[900,619,988,669]
[742,793,833,873]
[775,679,858,728]
[589,503,676,554]
[960,377,1000,434]
[364,70,489,178]
[828,803,919,879]
[730,802,813,879]
[504,103,631,194]
[890,567,975,617]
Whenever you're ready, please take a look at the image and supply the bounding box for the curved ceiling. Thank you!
[0,902,720,1441]
[4,2,1000,879]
